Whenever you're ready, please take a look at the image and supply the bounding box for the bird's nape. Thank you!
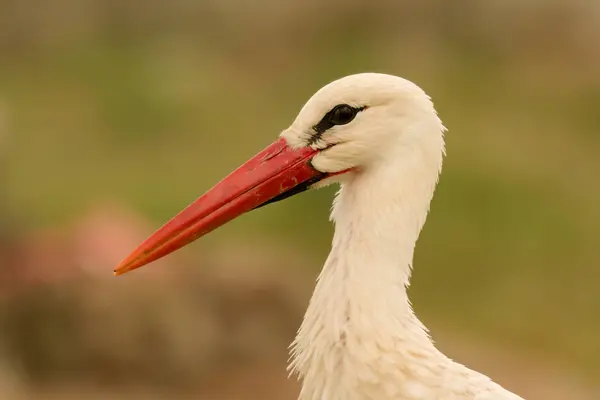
[113,138,340,276]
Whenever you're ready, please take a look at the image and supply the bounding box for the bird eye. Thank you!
[309,104,366,145]
[329,104,358,125]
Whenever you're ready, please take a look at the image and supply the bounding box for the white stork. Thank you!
[115,73,524,400]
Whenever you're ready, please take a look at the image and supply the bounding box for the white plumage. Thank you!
[282,73,524,400]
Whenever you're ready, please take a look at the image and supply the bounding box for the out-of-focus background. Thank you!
[1,1,599,399]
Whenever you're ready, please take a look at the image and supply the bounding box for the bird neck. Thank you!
[290,142,450,399]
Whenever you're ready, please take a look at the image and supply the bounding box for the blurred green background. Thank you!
[1,1,599,399]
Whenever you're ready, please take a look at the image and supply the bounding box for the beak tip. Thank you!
[113,267,125,276]
[113,260,134,276]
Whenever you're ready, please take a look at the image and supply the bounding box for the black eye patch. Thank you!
[308,104,366,146]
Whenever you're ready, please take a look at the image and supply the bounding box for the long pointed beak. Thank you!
[114,138,326,276]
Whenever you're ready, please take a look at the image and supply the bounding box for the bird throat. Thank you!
[289,160,445,400]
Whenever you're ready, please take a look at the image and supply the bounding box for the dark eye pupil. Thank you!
[330,105,356,125]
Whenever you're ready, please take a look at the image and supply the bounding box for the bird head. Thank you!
[114,73,445,275]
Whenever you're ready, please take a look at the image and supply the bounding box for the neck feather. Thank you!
[287,105,520,400]
[289,133,451,398]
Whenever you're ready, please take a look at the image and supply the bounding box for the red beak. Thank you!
[114,138,326,276]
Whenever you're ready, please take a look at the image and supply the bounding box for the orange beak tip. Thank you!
[113,259,136,276]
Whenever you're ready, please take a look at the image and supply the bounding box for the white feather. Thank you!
[280,73,523,400]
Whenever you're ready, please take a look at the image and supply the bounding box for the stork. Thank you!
[114,73,524,399]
